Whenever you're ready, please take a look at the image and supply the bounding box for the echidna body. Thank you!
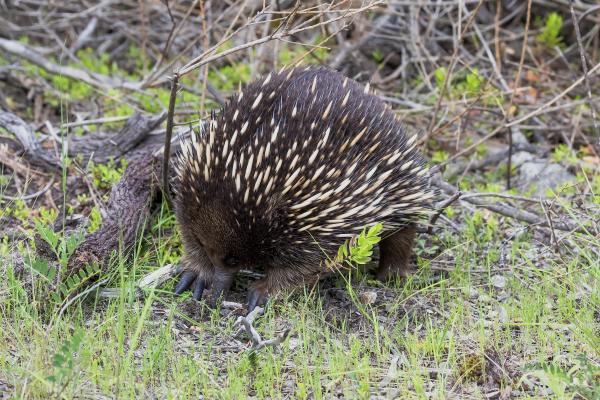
[173,66,433,309]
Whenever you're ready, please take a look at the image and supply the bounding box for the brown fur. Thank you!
[376,224,417,281]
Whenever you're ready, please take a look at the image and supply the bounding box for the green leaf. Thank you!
[35,222,59,250]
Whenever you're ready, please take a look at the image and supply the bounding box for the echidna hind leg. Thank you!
[375,224,417,281]
[248,280,269,312]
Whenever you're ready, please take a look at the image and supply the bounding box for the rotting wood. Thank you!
[1,109,167,167]
[63,153,163,280]
[0,109,62,171]
[68,112,167,163]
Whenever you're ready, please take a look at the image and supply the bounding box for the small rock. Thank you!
[491,274,507,289]
[517,159,575,197]
[511,130,529,145]
[498,306,508,323]
[359,291,377,305]
[511,151,534,167]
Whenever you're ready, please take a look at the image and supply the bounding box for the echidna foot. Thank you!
[174,268,207,302]
[174,270,198,295]
[248,281,269,313]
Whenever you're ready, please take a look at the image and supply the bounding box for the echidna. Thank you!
[173,66,433,310]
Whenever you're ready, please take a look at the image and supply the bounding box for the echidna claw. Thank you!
[247,288,268,313]
[192,279,206,301]
[174,271,197,295]
[175,264,184,274]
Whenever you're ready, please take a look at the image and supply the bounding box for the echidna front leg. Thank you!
[375,224,417,281]
[174,246,215,301]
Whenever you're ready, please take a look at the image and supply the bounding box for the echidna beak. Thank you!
[208,267,235,308]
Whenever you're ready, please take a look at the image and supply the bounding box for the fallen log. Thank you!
[0,109,166,166]
[64,153,163,279]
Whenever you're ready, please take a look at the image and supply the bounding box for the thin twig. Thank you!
[505,0,532,190]
[0,38,143,91]
[425,0,486,139]
[569,0,600,147]
[162,73,179,208]
[507,60,600,128]
[428,191,461,234]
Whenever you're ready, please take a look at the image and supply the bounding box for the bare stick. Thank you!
[428,191,461,234]
[431,175,593,234]
[506,60,600,128]
[425,0,486,138]
[234,308,291,352]
[0,110,61,171]
[506,0,532,190]
[162,73,180,207]
[569,0,600,147]
[176,1,383,77]
[0,38,142,91]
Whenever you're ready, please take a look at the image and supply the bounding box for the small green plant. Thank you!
[551,144,579,164]
[475,144,488,158]
[536,12,564,49]
[331,223,383,269]
[47,328,85,393]
[434,67,448,92]
[31,221,100,308]
[329,223,384,325]
[88,206,102,233]
[27,255,58,284]
[6,199,30,221]
[34,207,58,226]
[415,237,439,256]
[34,221,83,269]
[523,355,600,399]
[457,69,485,96]
[434,67,485,98]
[372,49,385,64]
[90,159,127,190]
[208,63,252,91]
[431,150,450,164]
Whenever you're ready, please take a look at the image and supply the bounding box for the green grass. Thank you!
[0,195,597,398]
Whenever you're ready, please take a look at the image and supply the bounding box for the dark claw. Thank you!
[247,288,268,313]
[174,271,197,295]
[208,267,235,308]
[207,284,228,309]
[192,279,206,301]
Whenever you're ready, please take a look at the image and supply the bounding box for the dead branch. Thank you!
[234,307,291,352]
[569,0,600,148]
[431,175,594,234]
[1,109,166,172]
[68,112,166,163]
[0,109,61,171]
[0,38,143,91]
